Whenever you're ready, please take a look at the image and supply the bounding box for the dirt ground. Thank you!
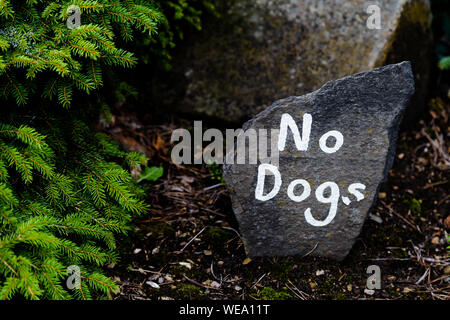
[103,89,449,300]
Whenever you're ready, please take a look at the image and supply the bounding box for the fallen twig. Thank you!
[180,227,206,252]
[302,243,319,258]
[250,273,267,289]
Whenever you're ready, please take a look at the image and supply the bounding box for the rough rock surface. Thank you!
[153,0,431,125]
[223,62,415,260]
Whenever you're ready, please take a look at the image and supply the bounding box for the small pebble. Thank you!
[403,287,414,294]
[146,281,160,289]
[165,275,173,282]
[179,262,192,269]
[378,192,387,199]
[202,280,212,286]
[347,284,353,292]
[431,237,440,245]
[444,266,450,275]
[369,213,383,224]
[364,289,375,296]
[387,276,397,282]
[444,216,450,230]
[316,270,325,276]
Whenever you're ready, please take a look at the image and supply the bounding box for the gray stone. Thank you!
[223,62,415,261]
[154,0,431,125]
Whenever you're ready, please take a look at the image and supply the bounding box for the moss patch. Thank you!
[404,198,422,217]
[258,287,292,300]
[176,284,205,300]
[204,227,233,246]
[270,259,294,281]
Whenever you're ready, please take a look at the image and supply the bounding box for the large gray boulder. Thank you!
[223,62,415,261]
[154,0,431,125]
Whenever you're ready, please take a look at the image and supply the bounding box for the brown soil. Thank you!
[105,94,449,301]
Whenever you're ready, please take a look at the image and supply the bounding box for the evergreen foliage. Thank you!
[0,115,148,299]
[0,0,166,300]
[148,0,217,69]
[0,0,162,107]
[0,0,212,300]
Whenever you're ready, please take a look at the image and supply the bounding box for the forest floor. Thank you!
[105,93,450,301]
